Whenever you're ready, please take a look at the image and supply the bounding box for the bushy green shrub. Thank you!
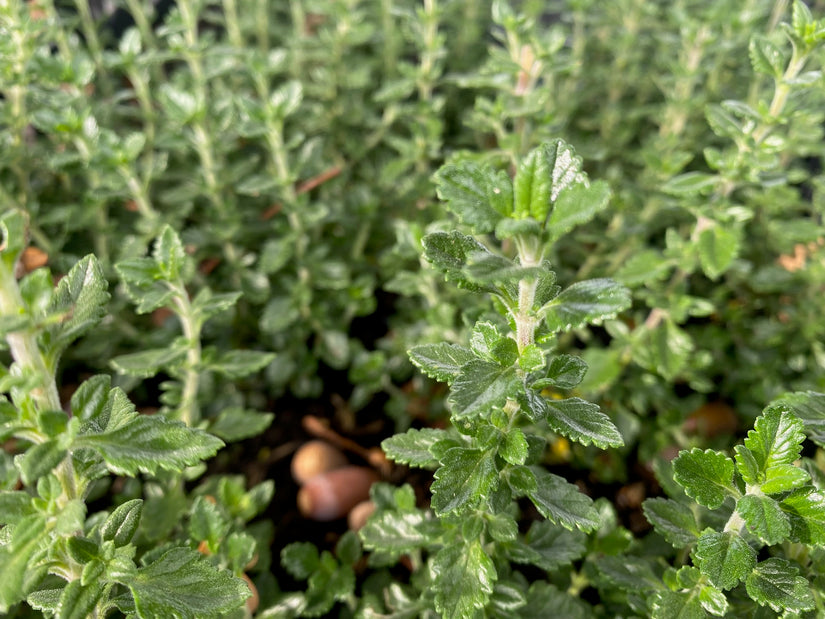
[4,0,825,617]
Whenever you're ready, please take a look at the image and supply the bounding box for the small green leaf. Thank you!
[408,343,475,384]
[470,321,518,366]
[269,80,302,118]
[422,231,495,292]
[513,145,552,219]
[698,224,739,280]
[359,509,432,554]
[546,180,611,242]
[448,360,518,420]
[737,494,791,545]
[70,375,113,421]
[431,541,496,618]
[0,514,49,611]
[651,590,705,619]
[431,447,497,515]
[434,161,509,232]
[100,499,142,548]
[0,491,37,525]
[745,558,814,613]
[642,498,700,547]
[27,588,61,613]
[694,530,756,590]
[769,391,825,447]
[540,278,631,333]
[208,408,274,442]
[524,392,623,448]
[17,440,67,485]
[532,354,588,390]
[596,555,662,592]
[780,488,825,546]
[189,496,229,552]
[74,388,223,476]
[736,406,806,494]
[115,258,173,314]
[527,467,599,532]
[673,449,737,509]
[209,350,275,379]
[634,316,694,381]
[501,428,528,465]
[487,513,518,543]
[662,172,718,196]
[746,406,806,469]
[56,580,105,619]
[43,255,109,358]
[153,226,187,281]
[615,249,674,287]
[381,428,445,468]
[110,346,188,378]
[749,35,786,77]
[504,465,537,496]
[518,345,545,372]
[282,542,320,579]
[0,210,28,268]
[506,520,587,570]
[698,583,728,617]
[705,104,744,141]
[115,547,249,618]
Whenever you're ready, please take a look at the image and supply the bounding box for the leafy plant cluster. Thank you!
[4,0,825,617]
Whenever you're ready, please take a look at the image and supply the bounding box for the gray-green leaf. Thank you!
[540,278,631,333]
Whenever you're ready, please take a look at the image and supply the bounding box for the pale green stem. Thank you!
[0,247,80,503]
[170,283,202,427]
[513,235,543,353]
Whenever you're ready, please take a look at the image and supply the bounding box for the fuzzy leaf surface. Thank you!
[527,467,599,532]
[532,354,588,390]
[694,530,756,590]
[431,541,496,619]
[431,447,497,515]
[434,161,510,232]
[110,346,187,378]
[114,547,249,618]
[422,232,495,292]
[0,514,49,611]
[546,180,611,242]
[779,488,825,546]
[448,360,518,420]
[698,225,739,280]
[642,498,701,547]
[744,558,814,613]
[381,428,445,468]
[506,520,587,570]
[737,494,791,545]
[73,388,223,476]
[359,509,433,553]
[42,255,109,358]
[673,449,737,509]
[770,391,825,446]
[540,279,631,333]
[100,499,142,548]
[523,392,623,448]
[741,406,805,478]
[408,343,475,384]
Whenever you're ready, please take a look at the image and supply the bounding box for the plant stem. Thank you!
[0,257,61,414]
[171,282,202,427]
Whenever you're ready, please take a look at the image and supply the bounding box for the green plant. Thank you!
[6,0,825,617]
[361,140,630,615]
[0,210,251,616]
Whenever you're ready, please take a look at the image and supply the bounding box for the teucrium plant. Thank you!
[0,210,250,616]
[601,393,825,617]
[363,140,631,617]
